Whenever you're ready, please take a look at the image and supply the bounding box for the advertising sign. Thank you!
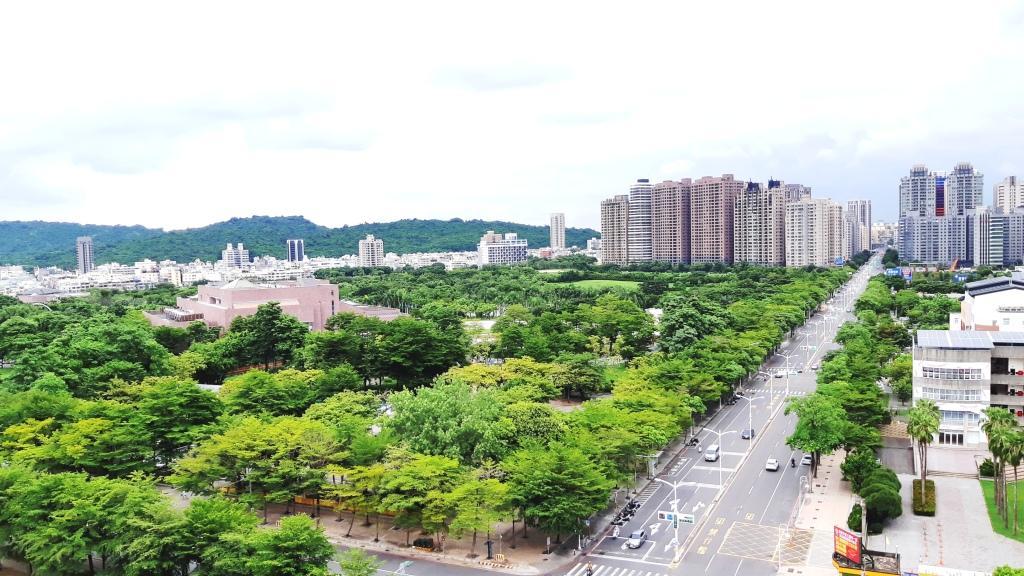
[901,266,913,281]
[885,267,901,277]
[833,526,861,564]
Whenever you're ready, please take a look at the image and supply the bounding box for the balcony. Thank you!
[990,393,1024,406]
[992,372,1024,385]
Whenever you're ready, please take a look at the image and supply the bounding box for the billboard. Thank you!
[901,266,913,281]
[885,267,901,277]
[833,526,861,564]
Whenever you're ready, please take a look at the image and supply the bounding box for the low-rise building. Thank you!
[951,273,1024,331]
[913,330,1024,446]
[149,278,403,331]
[478,231,528,266]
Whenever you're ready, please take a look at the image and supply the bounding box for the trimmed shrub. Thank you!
[912,479,936,516]
[847,503,863,532]
[979,458,995,478]
[842,448,880,493]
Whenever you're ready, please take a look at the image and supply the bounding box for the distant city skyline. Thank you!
[0,3,1021,230]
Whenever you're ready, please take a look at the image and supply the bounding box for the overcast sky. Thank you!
[1,1,1023,231]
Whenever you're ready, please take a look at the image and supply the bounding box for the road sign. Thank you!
[657,511,676,521]
[679,513,695,524]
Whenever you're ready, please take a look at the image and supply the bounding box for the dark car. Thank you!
[741,428,755,439]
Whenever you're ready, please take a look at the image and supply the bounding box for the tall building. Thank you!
[478,231,528,265]
[785,198,844,267]
[897,214,970,265]
[733,182,785,266]
[627,179,654,263]
[600,194,630,265]
[651,179,691,264]
[782,183,812,203]
[846,200,872,254]
[972,208,1024,267]
[946,162,984,216]
[690,174,744,263]
[900,164,943,217]
[549,213,566,250]
[285,239,305,262]
[358,235,384,267]
[871,222,898,248]
[75,236,95,274]
[994,176,1022,214]
[220,243,250,268]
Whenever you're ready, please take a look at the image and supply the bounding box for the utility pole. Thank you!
[861,497,867,576]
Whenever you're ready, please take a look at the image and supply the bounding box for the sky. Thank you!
[1,1,1023,231]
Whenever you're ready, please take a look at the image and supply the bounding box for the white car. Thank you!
[800,454,813,466]
[626,529,647,549]
[765,458,780,471]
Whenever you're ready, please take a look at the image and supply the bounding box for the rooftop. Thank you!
[965,272,1024,297]
[916,330,1024,349]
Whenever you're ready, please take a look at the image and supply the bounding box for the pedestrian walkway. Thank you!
[563,563,670,576]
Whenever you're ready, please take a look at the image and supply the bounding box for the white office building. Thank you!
[286,239,305,262]
[995,176,1023,214]
[478,231,528,266]
[76,236,95,274]
[627,179,653,263]
[358,235,385,267]
[220,243,250,268]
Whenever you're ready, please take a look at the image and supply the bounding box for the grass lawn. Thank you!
[570,279,640,292]
[980,479,1024,543]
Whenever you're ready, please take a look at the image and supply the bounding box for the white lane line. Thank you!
[692,465,737,473]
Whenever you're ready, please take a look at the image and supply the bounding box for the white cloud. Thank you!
[0,0,1022,230]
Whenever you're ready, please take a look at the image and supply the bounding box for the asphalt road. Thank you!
[569,255,882,576]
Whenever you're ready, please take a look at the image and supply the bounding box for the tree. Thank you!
[245,514,335,576]
[984,408,1018,522]
[336,548,383,576]
[386,382,503,464]
[132,376,224,470]
[1005,429,1024,535]
[377,449,464,546]
[230,302,310,368]
[785,394,846,478]
[448,477,510,557]
[503,443,614,540]
[180,496,259,572]
[907,400,939,503]
[841,448,880,493]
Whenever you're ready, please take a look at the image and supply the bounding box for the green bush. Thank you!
[842,448,880,493]
[980,458,995,478]
[847,503,862,532]
[912,479,936,516]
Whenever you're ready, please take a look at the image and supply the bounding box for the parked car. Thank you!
[765,458,780,471]
[800,454,813,466]
[741,428,755,440]
[626,529,647,549]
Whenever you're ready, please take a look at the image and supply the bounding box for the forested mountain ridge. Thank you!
[0,216,600,268]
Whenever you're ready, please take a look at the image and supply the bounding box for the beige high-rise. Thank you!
[785,198,845,267]
[733,182,785,266]
[690,174,743,264]
[651,179,691,264]
[550,213,566,249]
[995,176,1022,214]
[600,195,630,265]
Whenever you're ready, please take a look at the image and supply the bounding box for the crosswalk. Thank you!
[747,388,807,396]
[564,563,670,576]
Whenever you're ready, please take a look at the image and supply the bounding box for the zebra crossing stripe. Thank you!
[566,564,666,576]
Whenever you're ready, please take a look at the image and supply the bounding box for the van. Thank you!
[704,444,720,462]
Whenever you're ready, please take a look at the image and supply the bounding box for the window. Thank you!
[939,410,980,428]
[922,366,983,380]
[922,387,981,401]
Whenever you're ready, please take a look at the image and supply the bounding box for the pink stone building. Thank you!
[147,278,403,331]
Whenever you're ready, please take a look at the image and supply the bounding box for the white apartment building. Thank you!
[627,179,653,263]
[897,213,970,265]
[358,235,384,267]
[550,213,566,250]
[219,243,250,268]
[900,164,942,217]
[846,200,872,254]
[733,182,785,266]
[994,176,1023,214]
[782,183,811,203]
[785,198,844,267]
[914,330,1024,446]
[945,162,985,216]
[600,195,629,265]
[478,231,528,266]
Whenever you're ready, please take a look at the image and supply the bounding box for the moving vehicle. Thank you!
[774,372,784,378]
[704,444,720,462]
[765,458,780,471]
[741,428,755,439]
[626,529,647,549]
[800,454,813,466]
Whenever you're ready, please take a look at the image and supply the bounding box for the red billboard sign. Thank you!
[833,526,861,564]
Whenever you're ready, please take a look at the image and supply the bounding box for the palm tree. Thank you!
[907,400,940,502]
[983,408,1017,522]
[1005,430,1024,535]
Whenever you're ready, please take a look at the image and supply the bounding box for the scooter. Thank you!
[790,458,796,468]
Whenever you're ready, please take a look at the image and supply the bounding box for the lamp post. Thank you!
[778,353,795,396]
[734,395,763,439]
[654,477,689,558]
[704,429,738,488]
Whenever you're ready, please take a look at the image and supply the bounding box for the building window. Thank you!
[922,366,983,380]
[939,410,980,428]
[921,387,981,401]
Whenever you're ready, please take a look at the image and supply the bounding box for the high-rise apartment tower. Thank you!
[76,236,94,274]
[549,213,565,250]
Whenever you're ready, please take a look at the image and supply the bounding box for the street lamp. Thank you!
[703,429,738,488]
[653,477,689,558]
[778,352,795,396]
[734,395,763,440]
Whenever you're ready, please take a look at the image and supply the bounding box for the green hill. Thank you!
[0,216,599,268]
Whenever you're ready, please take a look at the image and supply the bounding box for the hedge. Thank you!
[912,479,936,516]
